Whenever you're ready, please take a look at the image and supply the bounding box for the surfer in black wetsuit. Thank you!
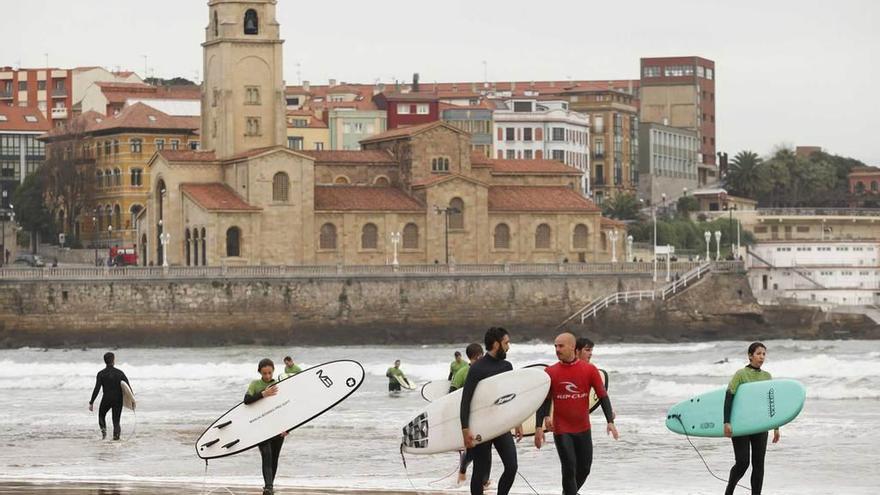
[244,358,288,495]
[460,327,522,495]
[88,352,130,441]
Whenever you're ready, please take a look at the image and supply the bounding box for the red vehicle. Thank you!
[109,246,138,267]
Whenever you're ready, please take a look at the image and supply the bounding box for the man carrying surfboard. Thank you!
[244,358,289,495]
[453,343,485,486]
[448,351,467,381]
[461,327,522,495]
[88,352,131,441]
[535,332,618,495]
[282,356,302,376]
[386,360,407,393]
[723,342,780,495]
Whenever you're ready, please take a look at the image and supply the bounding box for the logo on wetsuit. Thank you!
[557,381,588,400]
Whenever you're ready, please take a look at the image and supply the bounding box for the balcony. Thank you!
[51,107,68,119]
[593,178,606,186]
[0,90,12,99]
[593,152,605,159]
[52,88,67,97]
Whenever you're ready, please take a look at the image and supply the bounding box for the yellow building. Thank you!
[285,110,329,151]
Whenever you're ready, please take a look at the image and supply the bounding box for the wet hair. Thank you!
[484,326,509,351]
[747,342,766,356]
[454,351,462,358]
[283,356,293,363]
[576,337,594,352]
[257,358,275,372]
[103,352,114,366]
[465,343,484,360]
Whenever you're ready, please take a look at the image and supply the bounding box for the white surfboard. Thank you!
[121,381,136,411]
[395,375,417,390]
[196,360,364,460]
[401,368,550,455]
[517,365,609,436]
[421,380,452,402]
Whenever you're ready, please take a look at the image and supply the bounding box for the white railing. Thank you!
[576,290,656,324]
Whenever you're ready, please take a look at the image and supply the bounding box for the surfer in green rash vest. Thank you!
[386,359,406,393]
[448,351,467,380]
[282,356,302,376]
[244,358,288,495]
[723,342,779,495]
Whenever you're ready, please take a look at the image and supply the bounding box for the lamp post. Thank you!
[626,235,633,262]
[666,244,672,282]
[608,229,619,263]
[107,225,113,266]
[390,231,401,267]
[92,214,98,266]
[159,231,171,267]
[714,230,722,261]
[0,200,12,268]
[434,205,460,265]
[704,230,711,261]
[727,204,738,257]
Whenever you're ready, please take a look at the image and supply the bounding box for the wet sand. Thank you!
[0,482,444,495]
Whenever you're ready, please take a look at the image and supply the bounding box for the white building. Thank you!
[493,98,590,193]
[72,67,143,110]
[748,241,880,307]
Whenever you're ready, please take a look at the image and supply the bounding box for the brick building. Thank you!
[0,67,73,128]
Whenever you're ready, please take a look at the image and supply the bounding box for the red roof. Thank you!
[490,159,583,175]
[90,102,199,133]
[315,186,424,211]
[299,150,395,165]
[488,186,600,212]
[0,106,51,132]
[601,217,627,228]
[157,150,217,163]
[470,152,493,167]
[226,145,287,161]
[180,183,260,211]
[360,121,461,144]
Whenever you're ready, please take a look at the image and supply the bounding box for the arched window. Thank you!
[600,231,608,251]
[226,227,241,257]
[872,181,879,192]
[114,168,122,186]
[449,197,464,230]
[535,223,551,249]
[273,172,289,201]
[855,181,865,193]
[494,223,511,249]
[334,175,350,185]
[244,9,259,35]
[96,170,103,188]
[402,223,419,249]
[95,205,103,231]
[319,223,337,249]
[361,223,378,249]
[105,204,112,231]
[192,229,200,266]
[213,10,219,37]
[129,204,143,230]
[374,176,390,186]
[185,229,192,266]
[573,224,589,250]
[201,228,207,266]
[113,204,121,230]
[130,168,143,187]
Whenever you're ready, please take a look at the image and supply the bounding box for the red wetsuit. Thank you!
[544,359,608,434]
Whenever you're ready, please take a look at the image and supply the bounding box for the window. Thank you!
[19,81,27,91]
[155,139,165,151]
[244,9,258,35]
[292,119,307,128]
[449,198,464,230]
[170,139,180,150]
[272,172,289,202]
[872,181,878,192]
[226,227,241,257]
[552,128,565,141]
[189,141,199,150]
[130,168,143,187]
[314,142,324,150]
[361,223,378,249]
[416,104,429,115]
[402,223,419,249]
[114,168,122,186]
[397,103,410,115]
[287,136,303,150]
[505,128,515,141]
[374,176,390,186]
[523,150,533,159]
[706,68,714,80]
[246,117,261,136]
[319,223,337,249]
[96,170,104,188]
[523,128,533,141]
[213,10,219,37]
[573,224,588,250]
[37,80,47,91]
[113,139,119,154]
[552,150,565,161]
[245,86,261,105]
[506,150,516,159]
[535,224,551,249]
[494,223,510,249]
[643,66,661,78]
[431,157,449,172]
[130,138,143,154]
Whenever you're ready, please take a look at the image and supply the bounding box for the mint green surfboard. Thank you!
[666,379,806,437]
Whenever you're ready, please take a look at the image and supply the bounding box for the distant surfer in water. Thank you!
[386,359,407,393]
[461,327,522,495]
[535,332,618,495]
[448,351,467,381]
[452,343,486,486]
[282,356,302,376]
[723,342,779,495]
[88,351,131,441]
[244,358,288,495]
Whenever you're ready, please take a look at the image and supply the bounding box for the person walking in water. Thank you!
[535,332,618,495]
[386,359,407,393]
[461,327,522,495]
[244,358,288,495]
[448,351,467,381]
[723,342,779,495]
[88,352,131,441]
[451,343,485,486]
[282,356,302,376]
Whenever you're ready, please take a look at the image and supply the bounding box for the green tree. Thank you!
[724,150,763,199]
[11,173,55,252]
[676,196,700,218]
[601,193,641,220]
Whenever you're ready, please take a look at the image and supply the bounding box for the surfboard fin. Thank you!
[201,438,220,448]
[214,420,232,429]
[221,439,240,449]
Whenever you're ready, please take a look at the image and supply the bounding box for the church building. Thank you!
[138,0,618,266]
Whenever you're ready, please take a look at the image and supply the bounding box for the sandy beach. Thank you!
[0,481,443,495]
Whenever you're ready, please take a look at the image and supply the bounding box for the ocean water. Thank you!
[0,339,878,494]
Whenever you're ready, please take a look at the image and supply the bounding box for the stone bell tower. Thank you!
[201,0,286,159]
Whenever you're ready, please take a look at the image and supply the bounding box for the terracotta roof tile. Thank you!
[488,186,600,212]
[42,111,108,139]
[360,121,457,144]
[180,183,260,211]
[315,186,424,211]
[0,106,51,132]
[91,102,200,134]
[600,217,628,228]
[470,151,493,167]
[225,145,288,161]
[490,159,583,175]
[157,149,216,162]
[299,149,395,165]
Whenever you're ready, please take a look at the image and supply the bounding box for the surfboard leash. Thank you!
[399,442,419,491]
[516,471,542,495]
[201,460,239,495]
[671,415,751,491]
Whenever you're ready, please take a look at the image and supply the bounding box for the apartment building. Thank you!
[0,106,49,207]
[0,67,73,128]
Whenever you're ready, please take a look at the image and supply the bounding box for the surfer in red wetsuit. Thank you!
[535,332,618,495]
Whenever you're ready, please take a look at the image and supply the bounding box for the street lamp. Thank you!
[714,230,722,261]
[390,231,401,267]
[726,204,738,257]
[92,214,98,266]
[434,205,460,265]
[626,235,633,262]
[107,225,113,266]
[0,200,12,267]
[608,229,619,263]
[159,231,171,267]
[704,230,711,261]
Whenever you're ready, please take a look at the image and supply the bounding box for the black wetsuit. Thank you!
[89,365,130,440]
[244,388,285,492]
[460,353,516,495]
[723,384,768,495]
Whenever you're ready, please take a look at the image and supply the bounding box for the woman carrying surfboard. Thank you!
[723,342,780,495]
[244,358,289,495]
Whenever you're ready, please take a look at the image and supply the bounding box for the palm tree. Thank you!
[724,151,763,199]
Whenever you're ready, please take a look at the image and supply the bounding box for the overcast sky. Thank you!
[3,0,878,164]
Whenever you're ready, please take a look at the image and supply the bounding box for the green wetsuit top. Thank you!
[724,365,772,423]
[450,363,470,391]
[244,378,276,404]
[386,366,405,383]
[448,359,467,380]
[284,364,302,375]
